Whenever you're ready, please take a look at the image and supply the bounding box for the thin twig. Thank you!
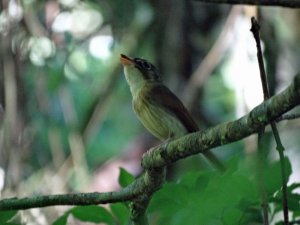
[251,18,270,225]
[250,17,289,225]
[193,0,300,8]
[276,112,300,122]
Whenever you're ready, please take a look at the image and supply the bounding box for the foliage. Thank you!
[119,167,135,188]
[52,204,130,225]
[0,210,18,224]
[53,205,114,225]
[147,158,298,225]
[1,157,300,224]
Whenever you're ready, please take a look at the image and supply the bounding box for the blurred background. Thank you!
[1,0,300,224]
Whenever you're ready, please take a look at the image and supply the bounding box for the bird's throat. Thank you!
[124,66,147,98]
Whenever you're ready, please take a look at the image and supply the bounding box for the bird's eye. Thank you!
[142,61,152,70]
[134,58,152,70]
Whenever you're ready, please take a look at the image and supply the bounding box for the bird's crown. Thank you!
[133,57,161,81]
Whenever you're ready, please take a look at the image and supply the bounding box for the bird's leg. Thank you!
[159,132,174,163]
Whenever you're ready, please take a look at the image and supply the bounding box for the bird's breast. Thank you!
[132,89,187,140]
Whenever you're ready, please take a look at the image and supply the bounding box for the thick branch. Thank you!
[142,73,300,169]
[193,0,300,8]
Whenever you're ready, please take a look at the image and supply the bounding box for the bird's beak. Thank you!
[120,54,134,66]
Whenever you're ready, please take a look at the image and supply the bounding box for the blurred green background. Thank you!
[1,0,300,224]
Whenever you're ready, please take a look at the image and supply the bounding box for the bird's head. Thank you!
[120,54,161,94]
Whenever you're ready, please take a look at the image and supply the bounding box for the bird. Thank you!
[120,54,224,171]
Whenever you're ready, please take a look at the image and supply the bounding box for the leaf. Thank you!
[71,205,114,224]
[287,193,300,211]
[264,157,292,196]
[118,167,135,188]
[53,205,115,225]
[287,183,300,193]
[180,171,211,191]
[223,208,243,225]
[52,214,69,225]
[110,203,130,225]
[149,167,261,225]
[0,210,17,224]
[148,183,187,215]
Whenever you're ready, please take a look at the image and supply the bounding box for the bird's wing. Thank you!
[144,83,225,171]
[145,83,199,133]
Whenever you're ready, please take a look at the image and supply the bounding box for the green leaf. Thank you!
[264,158,292,195]
[71,205,114,224]
[180,171,211,191]
[52,214,69,225]
[149,167,261,225]
[110,203,130,225]
[223,208,243,225]
[53,206,115,225]
[118,167,135,188]
[288,193,300,211]
[0,210,17,224]
[148,183,187,215]
[287,183,300,193]
[293,210,300,219]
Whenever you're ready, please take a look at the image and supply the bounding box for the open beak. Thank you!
[120,54,134,66]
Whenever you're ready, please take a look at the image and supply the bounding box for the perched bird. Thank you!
[120,54,224,171]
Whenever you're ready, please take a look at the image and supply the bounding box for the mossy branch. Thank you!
[142,73,300,169]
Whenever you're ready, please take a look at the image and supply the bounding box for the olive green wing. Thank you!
[146,84,225,171]
[145,84,199,133]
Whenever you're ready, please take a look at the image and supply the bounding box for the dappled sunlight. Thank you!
[222,13,264,117]
[52,4,103,38]
[89,35,114,60]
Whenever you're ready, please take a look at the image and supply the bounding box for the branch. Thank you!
[250,17,270,225]
[0,181,140,211]
[276,112,300,122]
[0,168,165,211]
[193,0,300,8]
[142,73,300,169]
[250,17,288,224]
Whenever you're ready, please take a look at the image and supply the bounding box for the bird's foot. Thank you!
[159,138,172,163]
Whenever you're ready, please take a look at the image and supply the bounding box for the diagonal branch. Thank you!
[142,73,300,169]
[193,0,300,8]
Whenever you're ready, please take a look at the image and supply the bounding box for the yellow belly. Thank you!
[133,99,187,140]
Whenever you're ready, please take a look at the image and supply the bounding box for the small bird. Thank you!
[120,54,224,171]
